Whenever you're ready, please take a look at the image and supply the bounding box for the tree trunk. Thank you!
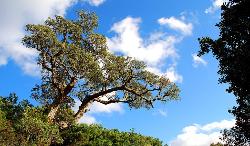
[74,102,91,123]
[48,103,60,123]
[47,77,77,124]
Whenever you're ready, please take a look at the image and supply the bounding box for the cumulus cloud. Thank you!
[78,114,97,124]
[84,0,106,6]
[73,92,123,124]
[205,0,229,14]
[165,66,183,83]
[0,0,78,76]
[108,17,178,65]
[146,66,182,83]
[192,53,207,67]
[0,50,8,66]
[158,17,193,36]
[107,16,186,83]
[169,119,235,146]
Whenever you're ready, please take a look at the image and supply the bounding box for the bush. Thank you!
[0,94,163,146]
[61,124,162,146]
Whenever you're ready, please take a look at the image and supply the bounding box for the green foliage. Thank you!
[0,95,63,145]
[0,109,17,146]
[0,95,164,146]
[61,124,162,146]
[0,93,32,123]
[198,0,250,145]
[15,107,63,145]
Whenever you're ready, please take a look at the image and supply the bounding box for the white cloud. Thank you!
[108,17,178,66]
[192,53,207,67]
[84,0,106,6]
[78,114,97,124]
[201,120,236,132]
[205,0,229,14]
[146,65,182,83]
[0,50,8,66]
[158,17,193,36]
[107,17,185,83]
[169,119,235,146]
[73,93,123,124]
[146,67,163,76]
[0,0,78,76]
[152,109,167,117]
[165,66,183,83]
[158,109,168,117]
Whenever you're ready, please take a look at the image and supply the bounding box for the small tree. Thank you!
[22,11,180,124]
[198,0,250,145]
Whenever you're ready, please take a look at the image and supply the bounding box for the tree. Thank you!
[22,11,180,124]
[198,0,250,145]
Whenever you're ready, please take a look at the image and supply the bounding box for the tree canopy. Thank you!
[198,0,250,145]
[22,10,180,124]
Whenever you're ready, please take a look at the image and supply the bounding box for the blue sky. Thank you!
[0,0,235,145]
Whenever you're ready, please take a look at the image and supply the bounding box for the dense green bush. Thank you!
[61,124,162,146]
[0,94,62,145]
[0,94,163,146]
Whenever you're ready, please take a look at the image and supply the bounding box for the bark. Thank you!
[47,77,77,123]
[74,101,91,123]
[48,103,60,123]
[63,77,77,96]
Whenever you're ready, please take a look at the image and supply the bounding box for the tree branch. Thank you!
[93,98,131,105]
[74,85,125,121]
[123,87,159,107]
[63,77,77,96]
